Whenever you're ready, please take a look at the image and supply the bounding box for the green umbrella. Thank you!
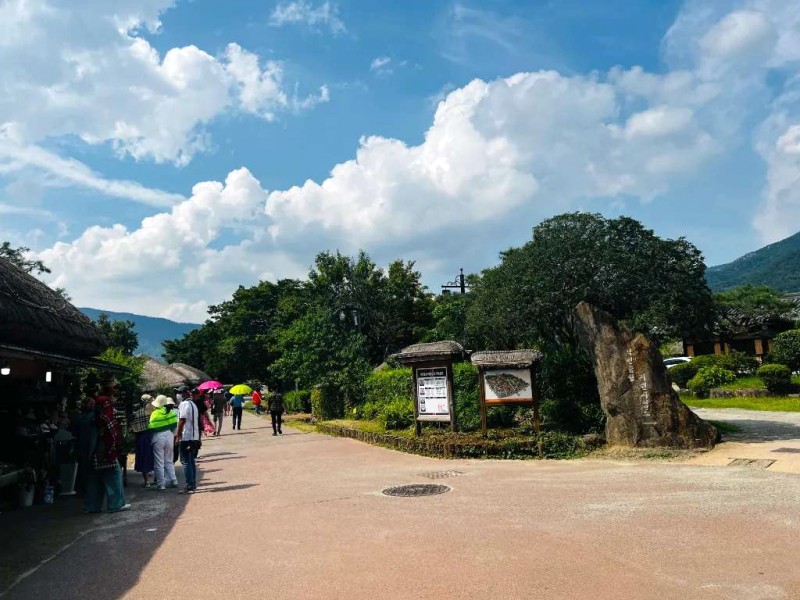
[229,384,252,395]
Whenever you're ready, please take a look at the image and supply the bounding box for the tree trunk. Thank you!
[574,302,718,449]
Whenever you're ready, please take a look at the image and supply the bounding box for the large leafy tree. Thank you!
[95,313,139,355]
[468,213,714,349]
[714,284,795,317]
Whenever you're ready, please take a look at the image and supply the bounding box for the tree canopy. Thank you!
[95,313,139,355]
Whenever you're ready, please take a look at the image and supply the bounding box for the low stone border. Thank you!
[315,423,593,459]
[710,388,772,398]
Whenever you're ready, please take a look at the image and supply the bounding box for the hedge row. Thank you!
[316,422,591,459]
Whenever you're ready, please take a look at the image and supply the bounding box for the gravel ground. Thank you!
[692,408,800,442]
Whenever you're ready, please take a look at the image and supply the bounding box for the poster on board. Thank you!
[482,368,534,405]
[416,367,450,418]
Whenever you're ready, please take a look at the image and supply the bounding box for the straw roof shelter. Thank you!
[169,363,211,385]
[391,340,466,364]
[470,350,542,369]
[140,356,186,392]
[0,257,108,359]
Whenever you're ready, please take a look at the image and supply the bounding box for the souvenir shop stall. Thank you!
[0,258,115,509]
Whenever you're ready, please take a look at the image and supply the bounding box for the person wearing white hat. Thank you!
[147,395,178,490]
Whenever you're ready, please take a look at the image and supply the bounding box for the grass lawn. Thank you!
[682,394,800,412]
[719,376,764,390]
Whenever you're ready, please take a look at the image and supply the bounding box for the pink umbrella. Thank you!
[197,380,223,391]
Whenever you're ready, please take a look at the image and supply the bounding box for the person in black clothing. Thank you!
[268,392,285,436]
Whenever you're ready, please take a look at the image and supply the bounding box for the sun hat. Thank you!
[151,394,175,408]
[140,394,153,402]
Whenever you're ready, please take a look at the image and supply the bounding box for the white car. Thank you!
[663,356,692,369]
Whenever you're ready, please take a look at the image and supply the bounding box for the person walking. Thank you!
[176,393,201,493]
[131,394,155,488]
[268,391,285,436]
[211,389,226,436]
[230,393,244,431]
[148,395,178,491]
[84,388,130,513]
[252,387,263,415]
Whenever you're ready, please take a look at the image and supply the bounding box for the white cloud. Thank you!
[32,0,800,319]
[0,1,327,166]
[370,56,392,72]
[269,1,346,35]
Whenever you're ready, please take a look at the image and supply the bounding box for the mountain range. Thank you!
[78,307,200,359]
[706,230,800,292]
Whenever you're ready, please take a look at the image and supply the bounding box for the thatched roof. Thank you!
[169,363,210,384]
[0,258,108,358]
[140,356,185,391]
[470,350,541,369]
[391,340,465,364]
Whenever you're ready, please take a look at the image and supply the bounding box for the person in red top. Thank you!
[252,388,263,415]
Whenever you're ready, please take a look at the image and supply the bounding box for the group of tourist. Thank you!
[76,381,285,513]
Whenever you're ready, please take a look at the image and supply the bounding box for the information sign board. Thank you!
[482,368,534,405]
[416,367,450,418]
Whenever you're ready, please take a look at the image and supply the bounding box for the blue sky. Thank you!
[1,0,799,321]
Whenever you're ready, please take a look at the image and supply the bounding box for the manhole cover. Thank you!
[382,484,451,497]
[772,448,800,454]
[418,470,465,480]
[727,458,775,469]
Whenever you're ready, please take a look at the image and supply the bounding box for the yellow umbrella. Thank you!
[229,384,252,395]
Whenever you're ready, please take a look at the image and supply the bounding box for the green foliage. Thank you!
[467,213,714,349]
[95,313,139,355]
[0,241,50,275]
[687,366,736,398]
[688,354,719,370]
[311,384,343,421]
[364,368,413,405]
[424,292,473,345]
[715,351,759,375]
[769,329,800,372]
[284,390,311,413]
[668,362,697,388]
[757,364,791,395]
[538,345,604,433]
[453,362,480,432]
[379,397,415,430]
[715,284,796,317]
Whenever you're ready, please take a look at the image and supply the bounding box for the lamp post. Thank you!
[441,268,470,295]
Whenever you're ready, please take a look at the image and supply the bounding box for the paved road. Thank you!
[3,411,800,600]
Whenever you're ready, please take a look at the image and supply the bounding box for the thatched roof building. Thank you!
[169,363,211,385]
[140,356,186,391]
[0,257,108,359]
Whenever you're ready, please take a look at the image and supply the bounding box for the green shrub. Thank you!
[769,329,800,372]
[687,366,736,398]
[668,362,697,388]
[689,354,720,370]
[364,368,413,406]
[538,345,604,434]
[311,383,343,420]
[757,363,791,395]
[379,397,415,430]
[284,389,311,413]
[453,362,480,432]
[716,351,759,375]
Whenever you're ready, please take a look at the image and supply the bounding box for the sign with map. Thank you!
[482,368,534,405]
[416,367,450,419]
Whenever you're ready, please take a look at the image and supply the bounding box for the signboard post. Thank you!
[470,351,542,439]
[391,341,465,436]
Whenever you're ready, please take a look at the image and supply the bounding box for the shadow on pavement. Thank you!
[717,419,800,443]
[196,456,243,464]
[192,483,258,494]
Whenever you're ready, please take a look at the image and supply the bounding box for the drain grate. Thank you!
[728,458,775,469]
[382,484,451,497]
[418,470,465,480]
[772,447,800,454]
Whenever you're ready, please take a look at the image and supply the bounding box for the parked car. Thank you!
[663,356,692,369]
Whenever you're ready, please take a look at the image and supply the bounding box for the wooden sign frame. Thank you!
[411,360,457,436]
[477,365,540,438]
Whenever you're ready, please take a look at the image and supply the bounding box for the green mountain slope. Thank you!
[706,231,800,292]
[79,307,200,359]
